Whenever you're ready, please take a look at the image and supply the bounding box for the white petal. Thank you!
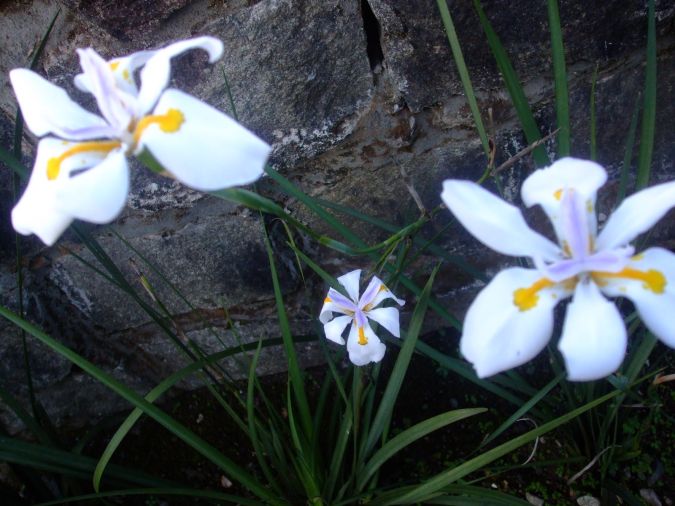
[460,268,570,378]
[441,180,560,261]
[323,315,352,345]
[76,49,156,97]
[137,89,270,191]
[521,157,606,239]
[319,288,355,324]
[77,48,135,131]
[337,270,362,303]
[367,307,400,338]
[558,280,626,381]
[11,139,72,245]
[361,275,405,309]
[137,36,224,114]
[597,181,675,251]
[597,247,675,347]
[346,323,386,366]
[9,69,113,140]
[56,151,129,224]
[11,138,128,246]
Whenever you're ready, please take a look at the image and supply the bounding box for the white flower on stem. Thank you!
[319,269,405,366]
[10,36,271,246]
[441,157,675,381]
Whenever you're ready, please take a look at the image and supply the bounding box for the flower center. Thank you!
[132,108,185,146]
[46,140,123,180]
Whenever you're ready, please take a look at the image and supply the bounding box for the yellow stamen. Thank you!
[46,141,122,180]
[324,297,332,303]
[358,326,368,346]
[513,278,555,311]
[593,268,666,294]
[133,108,185,145]
[554,189,563,200]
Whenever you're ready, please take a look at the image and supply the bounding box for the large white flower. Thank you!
[320,270,405,366]
[10,36,271,246]
[441,157,675,381]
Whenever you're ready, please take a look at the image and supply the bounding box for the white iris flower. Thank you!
[10,36,271,246]
[441,157,675,381]
[320,270,405,366]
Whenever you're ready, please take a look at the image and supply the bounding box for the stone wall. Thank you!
[1,0,674,433]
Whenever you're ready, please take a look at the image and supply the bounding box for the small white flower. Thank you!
[320,269,405,366]
[10,36,271,246]
[441,157,675,381]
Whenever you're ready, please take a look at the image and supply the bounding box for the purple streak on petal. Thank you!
[561,189,590,259]
[359,276,381,309]
[582,249,632,273]
[542,258,586,282]
[327,288,357,311]
[54,124,121,141]
[354,309,368,328]
[77,49,131,132]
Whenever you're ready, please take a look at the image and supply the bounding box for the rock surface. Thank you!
[1,0,674,433]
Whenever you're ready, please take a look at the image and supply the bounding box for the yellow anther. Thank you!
[554,189,563,200]
[357,326,368,346]
[593,268,666,294]
[513,278,555,311]
[46,141,122,180]
[133,108,185,145]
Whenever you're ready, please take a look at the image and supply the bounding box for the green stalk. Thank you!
[635,0,656,189]
[547,0,570,156]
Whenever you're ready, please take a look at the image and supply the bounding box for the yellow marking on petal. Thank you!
[586,200,593,213]
[122,69,131,82]
[358,326,368,346]
[324,297,332,303]
[593,268,666,294]
[561,240,571,257]
[46,140,122,180]
[513,278,555,311]
[378,284,388,293]
[632,253,645,261]
[132,108,185,146]
[562,277,579,291]
[110,61,120,71]
[554,188,563,200]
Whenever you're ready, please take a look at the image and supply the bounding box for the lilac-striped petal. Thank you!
[9,69,111,140]
[77,48,133,132]
[442,180,560,261]
[522,157,606,241]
